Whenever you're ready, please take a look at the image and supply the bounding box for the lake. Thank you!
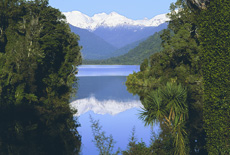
[71,65,160,155]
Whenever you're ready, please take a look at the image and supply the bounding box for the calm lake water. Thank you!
[71,65,160,155]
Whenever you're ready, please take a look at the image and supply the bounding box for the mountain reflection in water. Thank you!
[73,65,159,155]
[71,96,142,116]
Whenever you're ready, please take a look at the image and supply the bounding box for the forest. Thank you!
[0,0,82,154]
[125,0,230,154]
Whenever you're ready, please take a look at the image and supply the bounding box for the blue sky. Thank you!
[49,0,177,20]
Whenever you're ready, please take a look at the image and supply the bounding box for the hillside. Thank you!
[69,25,118,59]
[92,23,167,48]
[108,39,145,58]
[83,30,163,65]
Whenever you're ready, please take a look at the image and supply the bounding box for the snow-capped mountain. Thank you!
[63,11,169,31]
[64,11,169,59]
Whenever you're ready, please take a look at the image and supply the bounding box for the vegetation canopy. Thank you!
[126,0,230,154]
[0,0,82,154]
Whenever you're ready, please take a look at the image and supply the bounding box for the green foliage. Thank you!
[0,0,82,154]
[90,116,120,155]
[123,126,174,155]
[126,1,207,154]
[140,58,149,72]
[198,0,230,154]
[122,131,150,155]
[140,82,189,155]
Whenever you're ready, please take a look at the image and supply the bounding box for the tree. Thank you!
[198,0,230,153]
[140,58,149,72]
[126,0,207,153]
[185,0,210,10]
[90,116,120,155]
[0,0,82,154]
[122,128,151,155]
[140,82,189,155]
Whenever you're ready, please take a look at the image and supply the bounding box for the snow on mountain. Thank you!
[63,11,169,31]
[71,96,142,116]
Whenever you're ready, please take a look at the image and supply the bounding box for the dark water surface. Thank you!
[71,65,160,155]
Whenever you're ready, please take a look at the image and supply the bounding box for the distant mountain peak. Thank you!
[63,11,169,31]
[109,11,120,15]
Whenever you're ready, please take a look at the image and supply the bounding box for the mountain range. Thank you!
[63,11,169,60]
[63,11,169,30]
[83,30,163,65]
[69,25,118,59]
